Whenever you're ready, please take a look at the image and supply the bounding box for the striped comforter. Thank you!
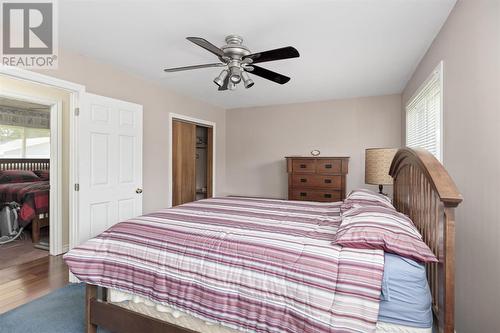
[64,197,385,333]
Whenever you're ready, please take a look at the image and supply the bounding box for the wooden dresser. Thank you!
[286,156,349,202]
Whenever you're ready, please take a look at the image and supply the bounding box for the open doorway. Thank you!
[195,125,213,201]
[0,94,61,269]
[170,114,215,207]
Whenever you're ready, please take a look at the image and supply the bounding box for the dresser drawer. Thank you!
[292,159,316,173]
[291,189,342,202]
[317,159,342,174]
[286,156,348,202]
[291,174,342,189]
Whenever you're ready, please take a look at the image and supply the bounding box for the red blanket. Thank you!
[0,181,49,226]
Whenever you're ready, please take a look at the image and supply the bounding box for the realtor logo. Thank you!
[1,0,58,68]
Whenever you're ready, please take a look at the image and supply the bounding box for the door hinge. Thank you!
[74,107,80,116]
[74,183,80,191]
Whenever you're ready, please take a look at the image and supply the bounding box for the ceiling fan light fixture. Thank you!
[241,71,254,89]
[213,69,228,87]
[163,35,300,90]
[229,66,242,84]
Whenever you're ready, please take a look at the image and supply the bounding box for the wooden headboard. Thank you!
[389,148,462,333]
[0,158,50,171]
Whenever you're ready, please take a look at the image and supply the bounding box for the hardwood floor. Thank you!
[0,255,68,314]
[0,230,48,270]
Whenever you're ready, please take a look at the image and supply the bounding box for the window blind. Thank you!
[406,66,442,161]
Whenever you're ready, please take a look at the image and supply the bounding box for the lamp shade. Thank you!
[365,148,398,185]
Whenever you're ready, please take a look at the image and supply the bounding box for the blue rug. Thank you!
[0,283,109,333]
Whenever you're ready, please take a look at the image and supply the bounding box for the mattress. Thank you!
[109,288,432,333]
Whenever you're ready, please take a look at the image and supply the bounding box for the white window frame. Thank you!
[405,61,444,162]
[0,124,51,158]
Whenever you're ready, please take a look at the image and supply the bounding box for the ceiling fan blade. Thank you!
[186,37,225,58]
[245,65,290,84]
[243,46,299,64]
[218,75,230,91]
[164,63,225,72]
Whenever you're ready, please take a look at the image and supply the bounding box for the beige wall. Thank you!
[36,48,226,214]
[0,76,71,245]
[226,95,402,198]
[402,1,500,331]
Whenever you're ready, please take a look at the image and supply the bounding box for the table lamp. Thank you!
[365,148,398,195]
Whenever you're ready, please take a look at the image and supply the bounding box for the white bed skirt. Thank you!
[109,289,432,333]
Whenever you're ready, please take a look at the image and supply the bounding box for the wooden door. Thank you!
[172,120,196,206]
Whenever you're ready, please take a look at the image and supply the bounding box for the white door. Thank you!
[77,93,143,244]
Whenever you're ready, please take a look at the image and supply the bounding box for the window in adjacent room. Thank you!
[405,61,443,162]
[0,125,50,158]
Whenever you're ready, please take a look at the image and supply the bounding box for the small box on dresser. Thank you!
[286,156,349,202]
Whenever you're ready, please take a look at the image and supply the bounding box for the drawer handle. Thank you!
[324,194,332,198]
[300,164,307,168]
[300,192,307,197]
[325,164,332,169]
[324,179,332,184]
[300,178,307,183]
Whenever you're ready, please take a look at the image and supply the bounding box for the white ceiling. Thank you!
[59,0,455,109]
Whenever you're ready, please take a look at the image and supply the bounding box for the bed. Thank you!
[65,148,462,333]
[0,158,50,243]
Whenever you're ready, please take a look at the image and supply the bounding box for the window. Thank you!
[406,62,443,161]
[0,125,50,158]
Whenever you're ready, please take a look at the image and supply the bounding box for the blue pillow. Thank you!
[378,253,433,328]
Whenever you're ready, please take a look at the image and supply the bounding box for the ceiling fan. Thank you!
[163,35,300,91]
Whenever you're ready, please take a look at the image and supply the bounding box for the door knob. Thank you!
[136,188,143,194]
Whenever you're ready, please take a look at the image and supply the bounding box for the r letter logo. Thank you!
[1,0,58,68]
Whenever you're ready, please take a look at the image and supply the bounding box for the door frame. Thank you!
[0,66,85,256]
[0,90,63,255]
[168,113,216,207]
